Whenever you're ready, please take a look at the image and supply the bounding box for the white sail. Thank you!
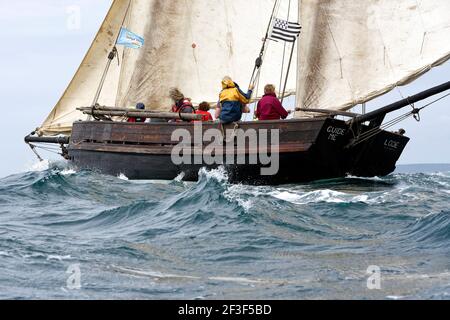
[116,0,298,111]
[38,0,298,135]
[296,0,450,114]
[38,0,129,136]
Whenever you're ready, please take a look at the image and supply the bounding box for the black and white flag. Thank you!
[269,18,302,43]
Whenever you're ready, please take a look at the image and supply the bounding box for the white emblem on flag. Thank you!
[269,18,302,43]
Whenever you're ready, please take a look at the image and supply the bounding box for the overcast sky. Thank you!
[0,0,449,178]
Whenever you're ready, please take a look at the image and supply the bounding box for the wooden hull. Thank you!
[67,119,410,185]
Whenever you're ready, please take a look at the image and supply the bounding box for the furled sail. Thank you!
[296,0,450,113]
[38,0,298,136]
[38,1,129,136]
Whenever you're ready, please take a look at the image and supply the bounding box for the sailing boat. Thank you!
[25,0,450,185]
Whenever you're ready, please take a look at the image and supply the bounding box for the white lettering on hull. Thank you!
[327,126,346,142]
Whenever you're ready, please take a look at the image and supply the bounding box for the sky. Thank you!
[0,0,449,179]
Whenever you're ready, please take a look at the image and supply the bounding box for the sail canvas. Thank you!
[38,0,297,136]
[296,0,450,114]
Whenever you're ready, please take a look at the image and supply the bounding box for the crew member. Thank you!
[195,102,214,122]
[127,103,147,123]
[218,76,254,124]
[255,84,290,121]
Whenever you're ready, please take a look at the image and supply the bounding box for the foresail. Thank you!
[38,0,128,136]
[296,0,450,114]
[116,0,298,111]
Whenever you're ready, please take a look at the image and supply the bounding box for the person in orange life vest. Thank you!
[195,102,214,122]
[255,84,290,121]
[127,103,147,123]
[169,87,194,115]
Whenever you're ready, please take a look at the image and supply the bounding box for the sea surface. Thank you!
[0,162,449,300]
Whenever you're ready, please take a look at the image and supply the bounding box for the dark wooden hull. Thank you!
[67,119,410,185]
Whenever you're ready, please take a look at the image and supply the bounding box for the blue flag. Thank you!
[116,27,144,49]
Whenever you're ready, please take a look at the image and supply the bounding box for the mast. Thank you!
[249,0,280,89]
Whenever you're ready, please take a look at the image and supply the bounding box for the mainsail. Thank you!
[38,0,297,136]
[296,0,450,113]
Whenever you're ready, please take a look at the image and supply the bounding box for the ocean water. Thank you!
[0,161,449,300]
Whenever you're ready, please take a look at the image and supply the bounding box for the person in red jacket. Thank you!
[255,84,290,121]
[169,87,195,122]
[195,102,214,122]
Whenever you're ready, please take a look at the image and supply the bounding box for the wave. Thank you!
[1,164,449,245]
[271,189,370,205]
[28,159,51,172]
[398,211,450,248]
[1,163,450,299]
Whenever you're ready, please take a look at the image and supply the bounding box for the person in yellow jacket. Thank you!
[217,76,254,124]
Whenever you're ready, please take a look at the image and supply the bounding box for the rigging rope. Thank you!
[279,0,292,91]
[350,92,450,147]
[89,0,132,120]
[29,144,64,157]
[249,0,281,88]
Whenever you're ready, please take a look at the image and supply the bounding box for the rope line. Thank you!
[279,0,292,91]
[249,0,281,88]
[350,92,450,147]
[29,144,64,156]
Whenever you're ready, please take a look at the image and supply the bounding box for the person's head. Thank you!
[136,103,145,110]
[264,84,276,95]
[169,87,184,103]
[198,101,211,112]
[222,76,235,89]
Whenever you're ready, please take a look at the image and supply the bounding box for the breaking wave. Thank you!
[0,163,449,299]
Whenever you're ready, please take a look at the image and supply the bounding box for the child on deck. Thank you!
[195,102,214,122]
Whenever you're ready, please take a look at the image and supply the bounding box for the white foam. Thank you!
[174,172,185,182]
[23,253,72,262]
[46,255,72,262]
[60,169,77,176]
[346,175,384,182]
[272,189,359,205]
[118,173,129,181]
[273,191,302,203]
[223,184,255,212]
[199,167,229,183]
[28,159,50,172]
[430,171,450,178]
[0,251,11,257]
